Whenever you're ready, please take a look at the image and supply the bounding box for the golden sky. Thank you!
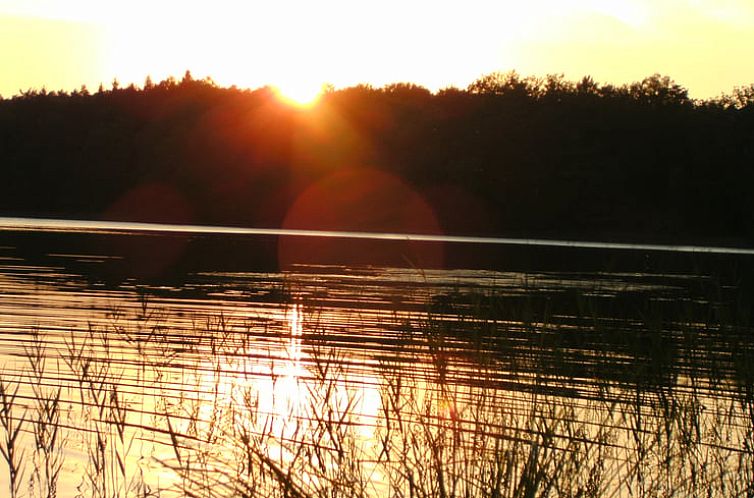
[1,0,753,99]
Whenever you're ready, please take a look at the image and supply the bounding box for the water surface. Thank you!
[0,219,752,497]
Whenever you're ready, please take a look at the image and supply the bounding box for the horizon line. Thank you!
[0,216,753,256]
[3,70,748,104]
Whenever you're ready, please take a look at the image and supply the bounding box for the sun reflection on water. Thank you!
[255,303,307,438]
[191,300,384,474]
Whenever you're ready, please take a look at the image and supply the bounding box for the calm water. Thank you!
[0,219,752,497]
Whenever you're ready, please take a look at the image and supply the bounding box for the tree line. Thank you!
[1,71,753,245]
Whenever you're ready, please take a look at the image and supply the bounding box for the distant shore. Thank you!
[2,72,753,247]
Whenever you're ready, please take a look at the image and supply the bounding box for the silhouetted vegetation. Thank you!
[2,71,754,244]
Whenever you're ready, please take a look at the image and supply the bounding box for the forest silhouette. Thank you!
[1,71,753,245]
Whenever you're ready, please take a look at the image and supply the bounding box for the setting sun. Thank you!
[273,81,325,108]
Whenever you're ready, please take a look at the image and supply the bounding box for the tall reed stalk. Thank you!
[25,330,64,498]
[0,378,26,498]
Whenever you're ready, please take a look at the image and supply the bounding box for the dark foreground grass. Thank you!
[0,283,753,498]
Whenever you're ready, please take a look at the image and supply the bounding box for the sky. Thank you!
[1,0,754,100]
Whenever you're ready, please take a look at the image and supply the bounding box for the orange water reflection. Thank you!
[193,301,384,474]
[0,253,752,497]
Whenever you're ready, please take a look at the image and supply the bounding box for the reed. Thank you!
[25,329,64,498]
[0,377,26,498]
[0,272,752,498]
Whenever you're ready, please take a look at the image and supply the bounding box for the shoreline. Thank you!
[2,215,753,256]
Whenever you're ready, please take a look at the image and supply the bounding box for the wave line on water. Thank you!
[1,216,753,255]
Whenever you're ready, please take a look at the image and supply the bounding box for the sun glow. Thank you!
[3,0,754,100]
[273,81,325,108]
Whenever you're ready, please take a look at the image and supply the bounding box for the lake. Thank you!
[0,218,752,498]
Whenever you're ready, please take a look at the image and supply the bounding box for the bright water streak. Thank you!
[1,216,754,254]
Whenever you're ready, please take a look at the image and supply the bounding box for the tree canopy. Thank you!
[1,72,753,246]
